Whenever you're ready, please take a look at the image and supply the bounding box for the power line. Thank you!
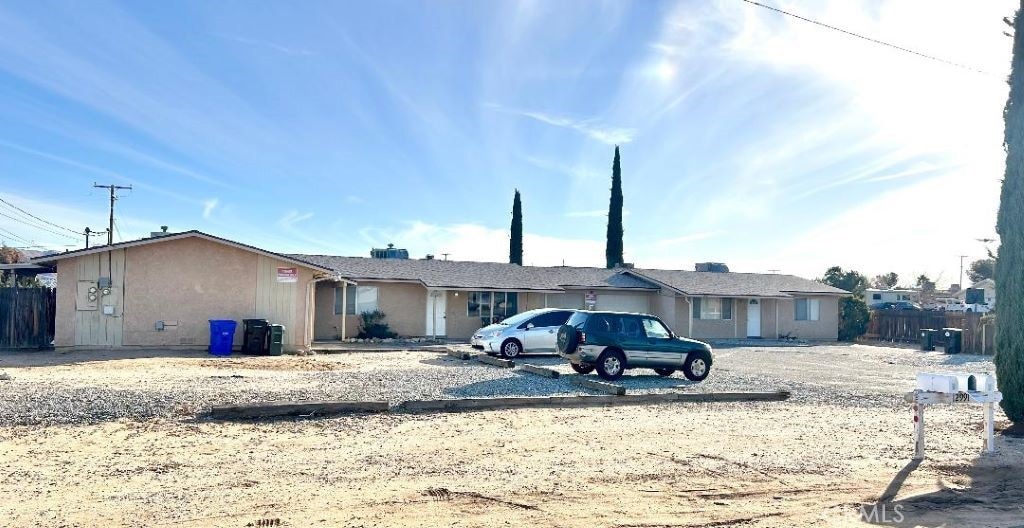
[0,210,81,241]
[0,197,84,235]
[0,226,34,246]
[738,0,1000,77]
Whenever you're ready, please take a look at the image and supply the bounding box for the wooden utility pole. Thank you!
[93,183,132,244]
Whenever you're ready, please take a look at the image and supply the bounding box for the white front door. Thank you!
[747,299,761,338]
[426,289,447,337]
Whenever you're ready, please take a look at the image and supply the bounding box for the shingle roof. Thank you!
[32,230,335,274]
[290,255,657,292]
[625,268,848,297]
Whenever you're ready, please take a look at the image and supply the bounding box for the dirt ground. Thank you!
[1,344,1022,527]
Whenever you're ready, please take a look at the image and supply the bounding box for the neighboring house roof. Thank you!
[31,230,338,275]
[623,268,849,298]
[291,254,657,292]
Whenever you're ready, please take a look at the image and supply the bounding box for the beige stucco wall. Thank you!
[313,281,427,339]
[54,260,78,347]
[53,236,319,351]
[776,295,840,340]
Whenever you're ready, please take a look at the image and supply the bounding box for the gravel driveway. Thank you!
[0,343,999,426]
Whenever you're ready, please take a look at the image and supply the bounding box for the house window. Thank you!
[336,285,379,315]
[692,297,733,320]
[468,291,519,322]
[795,298,820,321]
[871,293,881,300]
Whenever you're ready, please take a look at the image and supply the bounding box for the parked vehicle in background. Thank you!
[873,301,922,311]
[923,297,963,311]
[555,310,713,382]
[471,308,575,358]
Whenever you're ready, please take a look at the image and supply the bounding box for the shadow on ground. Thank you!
[861,430,1024,527]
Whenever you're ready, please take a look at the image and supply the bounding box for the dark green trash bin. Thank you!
[941,328,962,354]
[919,329,936,351]
[268,324,285,356]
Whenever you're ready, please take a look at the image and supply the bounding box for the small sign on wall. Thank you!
[585,290,597,310]
[276,267,298,283]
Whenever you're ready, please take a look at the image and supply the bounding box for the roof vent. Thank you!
[695,262,729,273]
[424,254,435,260]
[150,226,173,238]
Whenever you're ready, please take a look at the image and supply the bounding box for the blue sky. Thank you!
[0,0,1014,285]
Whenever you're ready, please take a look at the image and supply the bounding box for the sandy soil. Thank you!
[1,345,1021,527]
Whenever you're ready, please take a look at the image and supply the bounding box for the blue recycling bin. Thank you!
[208,319,237,356]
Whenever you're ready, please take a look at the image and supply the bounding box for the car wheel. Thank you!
[556,325,579,354]
[499,339,522,359]
[653,367,674,377]
[595,349,626,381]
[570,363,595,374]
[682,350,712,382]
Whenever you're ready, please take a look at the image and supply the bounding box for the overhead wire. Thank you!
[0,196,84,235]
[0,210,82,241]
[738,0,1001,78]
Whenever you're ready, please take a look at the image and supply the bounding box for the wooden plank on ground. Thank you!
[476,355,514,368]
[209,400,389,420]
[518,364,560,378]
[571,375,626,395]
[446,348,474,360]
[392,391,790,413]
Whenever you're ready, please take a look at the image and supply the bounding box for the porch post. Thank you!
[341,284,348,340]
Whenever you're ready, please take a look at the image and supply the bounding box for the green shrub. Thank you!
[838,297,870,342]
[357,310,398,339]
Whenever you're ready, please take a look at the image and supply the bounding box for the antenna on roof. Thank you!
[442,253,450,261]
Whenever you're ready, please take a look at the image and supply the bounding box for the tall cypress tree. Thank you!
[509,189,523,265]
[605,145,624,268]
[997,4,1024,424]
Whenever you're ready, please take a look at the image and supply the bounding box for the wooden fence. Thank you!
[0,287,56,350]
[865,310,995,354]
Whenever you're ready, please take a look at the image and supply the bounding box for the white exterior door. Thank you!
[426,289,446,337]
[747,299,761,338]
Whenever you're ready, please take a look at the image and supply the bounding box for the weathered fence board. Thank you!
[866,311,995,354]
[0,287,56,349]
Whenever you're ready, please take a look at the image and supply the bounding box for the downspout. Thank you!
[341,280,348,340]
[775,300,780,338]
[684,296,693,337]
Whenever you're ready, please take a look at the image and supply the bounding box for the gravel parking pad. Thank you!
[0,343,998,426]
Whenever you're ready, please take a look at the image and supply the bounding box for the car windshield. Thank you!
[496,310,541,326]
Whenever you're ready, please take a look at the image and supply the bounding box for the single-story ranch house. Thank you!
[32,230,848,352]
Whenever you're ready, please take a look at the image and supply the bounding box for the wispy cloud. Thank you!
[202,198,218,219]
[524,156,601,181]
[484,103,636,144]
[564,209,631,218]
[215,34,315,56]
[655,230,727,247]
[278,210,314,228]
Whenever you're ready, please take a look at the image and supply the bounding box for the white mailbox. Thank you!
[906,372,1002,460]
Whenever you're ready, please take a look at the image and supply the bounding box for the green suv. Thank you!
[556,311,713,382]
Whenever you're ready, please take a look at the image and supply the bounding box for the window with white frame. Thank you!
[692,297,733,320]
[468,291,519,322]
[335,285,379,315]
[795,298,820,321]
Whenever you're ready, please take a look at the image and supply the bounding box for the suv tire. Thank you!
[499,339,522,359]
[595,349,626,381]
[682,350,712,382]
[570,363,595,374]
[556,325,579,354]
[653,367,674,377]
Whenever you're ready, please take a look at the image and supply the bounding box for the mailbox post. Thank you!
[905,372,1001,460]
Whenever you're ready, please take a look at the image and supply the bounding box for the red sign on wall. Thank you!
[276,267,298,283]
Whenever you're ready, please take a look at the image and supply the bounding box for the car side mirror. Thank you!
[526,323,535,329]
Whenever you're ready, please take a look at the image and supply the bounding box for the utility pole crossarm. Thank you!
[93,183,132,245]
